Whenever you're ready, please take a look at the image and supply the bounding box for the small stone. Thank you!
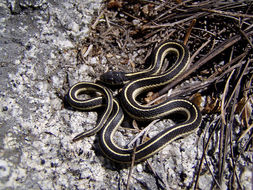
[132,19,140,26]
[136,164,143,173]
[41,159,45,165]
[3,106,8,111]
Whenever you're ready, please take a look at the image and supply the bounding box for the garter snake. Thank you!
[66,41,202,163]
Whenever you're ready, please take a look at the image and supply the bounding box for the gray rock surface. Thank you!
[1,0,251,190]
[0,0,105,189]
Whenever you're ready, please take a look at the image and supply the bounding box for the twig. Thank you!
[224,59,250,113]
[233,134,253,189]
[105,13,111,28]
[221,70,235,125]
[240,29,253,49]
[142,13,204,30]
[184,19,196,45]
[122,10,143,22]
[226,64,241,190]
[91,8,105,30]
[126,145,137,190]
[204,155,220,188]
[153,0,194,22]
[218,121,225,186]
[146,160,166,189]
[228,89,242,189]
[218,59,250,187]
[209,51,247,80]
[82,44,93,58]
[230,125,253,189]
[239,2,253,29]
[194,117,222,189]
[190,39,212,63]
[127,120,159,148]
[201,8,253,18]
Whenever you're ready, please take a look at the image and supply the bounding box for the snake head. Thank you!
[100,71,126,86]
